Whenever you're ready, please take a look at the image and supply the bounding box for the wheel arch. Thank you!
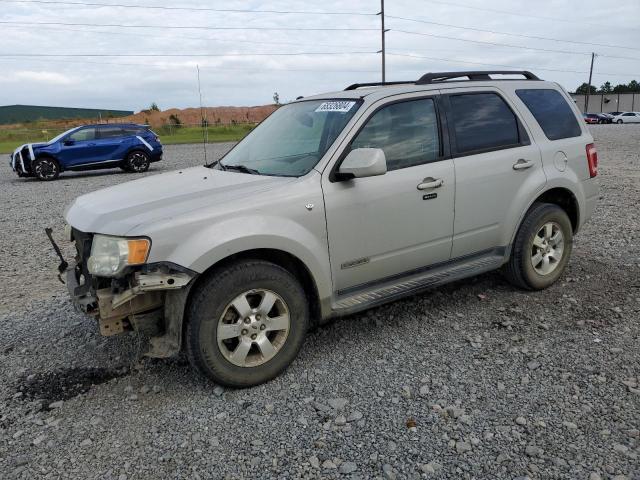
[508,186,580,252]
[195,248,321,324]
[34,152,63,171]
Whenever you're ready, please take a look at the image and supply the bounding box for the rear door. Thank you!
[95,125,128,162]
[442,88,546,258]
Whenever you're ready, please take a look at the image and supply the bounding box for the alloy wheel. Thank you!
[129,152,149,172]
[531,222,565,275]
[216,289,290,367]
[34,159,58,180]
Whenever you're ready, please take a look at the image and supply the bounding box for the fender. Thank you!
[163,214,333,306]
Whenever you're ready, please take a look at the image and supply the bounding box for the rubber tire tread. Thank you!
[185,260,309,388]
[503,202,573,291]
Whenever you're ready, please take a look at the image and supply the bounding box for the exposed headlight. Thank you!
[87,234,150,277]
[64,223,73,241]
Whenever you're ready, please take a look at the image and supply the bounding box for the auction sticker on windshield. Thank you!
[315,101,356,113]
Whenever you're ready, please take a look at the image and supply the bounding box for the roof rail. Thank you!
[416,70,540,84]
[344,71,540,90]
[344,81,414,91]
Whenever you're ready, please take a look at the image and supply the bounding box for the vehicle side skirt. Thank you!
[329,247,508,318]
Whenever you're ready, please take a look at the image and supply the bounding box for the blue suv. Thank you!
[10,123,163,180]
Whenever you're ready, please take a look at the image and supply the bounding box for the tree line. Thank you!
[574,80,640,95]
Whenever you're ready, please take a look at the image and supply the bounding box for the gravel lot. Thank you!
[1,127,638,480]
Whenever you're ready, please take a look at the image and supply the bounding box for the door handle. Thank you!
[513,159,534,170]
[417,177,444,190]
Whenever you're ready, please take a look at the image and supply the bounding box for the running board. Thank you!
[331,249,506,316]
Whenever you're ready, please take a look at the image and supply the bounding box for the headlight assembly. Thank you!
[87,234,150,277]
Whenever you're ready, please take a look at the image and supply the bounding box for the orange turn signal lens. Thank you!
[127,239,150,264]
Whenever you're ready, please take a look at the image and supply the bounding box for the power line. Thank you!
[0,20,378,31]
[387,52,640,77]
[386,16,640,52]
[0,0,377,15]
[1,24,376,50]
[0,51,378,57]
[417,0,637,31]
[0,56,384,73]
[390,30,640,61]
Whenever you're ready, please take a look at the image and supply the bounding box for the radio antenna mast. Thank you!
[197,64,208,163]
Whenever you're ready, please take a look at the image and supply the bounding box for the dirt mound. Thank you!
[125,105,278,128]
[1,105,278,131]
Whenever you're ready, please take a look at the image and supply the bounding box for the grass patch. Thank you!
[0,124,253,154]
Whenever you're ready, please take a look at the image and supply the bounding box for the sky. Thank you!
[1,0,639,111]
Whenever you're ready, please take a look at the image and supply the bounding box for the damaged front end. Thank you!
[57,227,197,358]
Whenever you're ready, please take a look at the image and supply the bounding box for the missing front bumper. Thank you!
[66,264,194,337]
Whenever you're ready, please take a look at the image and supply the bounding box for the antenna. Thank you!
[197,64,208,163]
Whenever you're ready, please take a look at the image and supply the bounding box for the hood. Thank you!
[65,166,294,235]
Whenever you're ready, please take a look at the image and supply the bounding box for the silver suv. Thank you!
[60,70,599,387]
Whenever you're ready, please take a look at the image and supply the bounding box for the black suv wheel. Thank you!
[32,157,60,181]
[124,151,150,173]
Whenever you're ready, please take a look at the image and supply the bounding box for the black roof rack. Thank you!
[344,70,540,90]
[416,70,539,84]
[344,81,414,91]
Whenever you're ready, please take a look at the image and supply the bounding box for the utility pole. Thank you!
[585,52,596,113]
[197,65,208,163]
[378,0,387,83]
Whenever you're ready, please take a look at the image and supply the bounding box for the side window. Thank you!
[623,113,634,117]
[449,93,521,154]
[350,98,440,171]
[98,126,124,139]
[68,127,96,142]
[516,88,582,141]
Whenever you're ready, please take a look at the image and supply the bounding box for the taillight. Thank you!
[586,143,598,178]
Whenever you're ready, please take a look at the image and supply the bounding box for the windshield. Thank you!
[48,127,80,144]
[216,99,361,177]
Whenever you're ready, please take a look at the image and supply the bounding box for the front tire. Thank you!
[124,151,150,173]
[503,203,573,290]
[617,119,623,124]
[32,157,60,181]
[185,260,309,388]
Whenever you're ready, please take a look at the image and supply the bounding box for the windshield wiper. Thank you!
[223,164,260,175]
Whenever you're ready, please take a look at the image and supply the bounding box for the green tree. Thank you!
[575,83,596,94]
[628,80,640,92]
[273,92,280,105]
[598,81,612,93]
[168,113,181,126]
[149,102,160,112]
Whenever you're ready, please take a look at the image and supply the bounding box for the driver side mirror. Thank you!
[337,148,387,180]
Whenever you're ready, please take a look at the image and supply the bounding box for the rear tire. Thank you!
[125,151,150,173]
[503,203,573,290]
[185,260,309,388]
[32,157,60,181]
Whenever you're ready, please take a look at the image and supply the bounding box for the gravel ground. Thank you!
[0,127,638,480]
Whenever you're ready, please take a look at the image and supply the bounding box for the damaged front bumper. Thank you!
[56,228,197,358]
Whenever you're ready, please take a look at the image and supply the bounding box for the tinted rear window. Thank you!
[99,126,124,138]
[516,89,581,140]
[449,93,521,154]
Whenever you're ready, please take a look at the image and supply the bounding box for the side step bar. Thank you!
[331,248,506,317]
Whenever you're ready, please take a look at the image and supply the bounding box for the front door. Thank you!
[322,96,455,293]
[58,127,98,166]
